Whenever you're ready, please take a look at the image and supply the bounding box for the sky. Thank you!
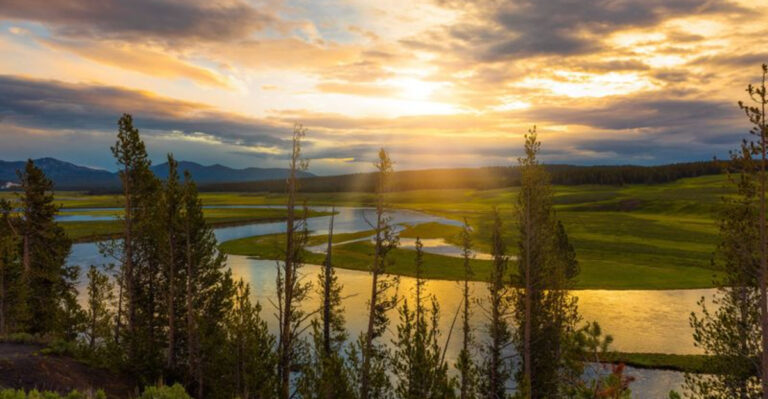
[0,0,766,175]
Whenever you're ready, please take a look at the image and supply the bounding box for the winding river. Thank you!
[63,206,711,398]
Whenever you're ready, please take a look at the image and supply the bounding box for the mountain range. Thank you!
[0,158,314,190]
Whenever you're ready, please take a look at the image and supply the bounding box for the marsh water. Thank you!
[64,206,709,398]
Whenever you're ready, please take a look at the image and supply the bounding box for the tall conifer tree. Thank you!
[0,199,21,335]
[277,124,312,399]
[17,159,72,335]
[512,127,579,398]
[111,113,154,357]
[297,209,355,399]
[392,238,454,399]
[357,148,399,399]
[456,218,478,399]
[479,209,512,399]
[685,64,768,399]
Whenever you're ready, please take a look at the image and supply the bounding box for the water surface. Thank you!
[63,205,705,398]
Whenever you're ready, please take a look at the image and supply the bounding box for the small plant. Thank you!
[138,384,192,399]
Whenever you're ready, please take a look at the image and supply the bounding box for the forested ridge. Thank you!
[203,161,723,193]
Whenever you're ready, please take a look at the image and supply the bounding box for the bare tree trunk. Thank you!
[322,208,335,357]
[0,257,5,335]
[123,164,135,341]
[279,134,300,399]
[460,245,470,399]
[115,273,123,343]
[167,232,176,371]
[360,205,383,399]
[22,232,29,280]
[759,68,768,399]
[185,213,200,398]
[90,303,97,350]
[523,190,533,398]
[0,216,15,336]
[491,300,500,398]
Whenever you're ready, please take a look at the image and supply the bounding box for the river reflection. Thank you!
[64,206,707,398]
[229,256,692,398]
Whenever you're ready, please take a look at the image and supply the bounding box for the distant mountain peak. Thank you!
[0,157,313,190]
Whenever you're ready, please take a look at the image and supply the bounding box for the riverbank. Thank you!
[219,225,718,290]
[606,352,712,374]
[62,208,332,242]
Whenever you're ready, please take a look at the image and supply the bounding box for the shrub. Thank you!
[138,384,191,399]
[0,389,106,399]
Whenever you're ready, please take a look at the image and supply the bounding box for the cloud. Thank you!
[315,82,399,97]
[0,75,287,149]
[202,38,362,70]
[485,0,743,60]
[0,0,275,42]
[520,94,740,132]
[42,38,231,87]
[0,0,766,174]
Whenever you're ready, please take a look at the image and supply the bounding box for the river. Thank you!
[64,206,707,398]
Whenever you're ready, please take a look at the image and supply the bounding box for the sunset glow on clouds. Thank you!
[0,0,766,174]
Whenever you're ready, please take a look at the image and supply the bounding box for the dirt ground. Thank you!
[0,343,135,397]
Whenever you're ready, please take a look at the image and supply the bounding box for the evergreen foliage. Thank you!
[684,64,767,399]
[392,238,455,399]
[511,127,580,399]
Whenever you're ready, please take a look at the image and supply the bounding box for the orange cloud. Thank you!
[42,39,231,88]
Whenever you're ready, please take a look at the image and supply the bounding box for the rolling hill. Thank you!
[0,158,314,190]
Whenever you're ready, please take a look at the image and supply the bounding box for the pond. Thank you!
[64,206,707,398]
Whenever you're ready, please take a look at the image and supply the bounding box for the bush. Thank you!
[0,389,106,399]
[39,338,81,358]
[138,384,191,399]
[0,333,39,344]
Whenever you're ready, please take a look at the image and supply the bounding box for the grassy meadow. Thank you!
[56,208,332,242]
[6,173,730,289]
[221,174,727,289]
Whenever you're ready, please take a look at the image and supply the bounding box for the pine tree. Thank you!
[392,238,454,399]
[0,199,21,335]
[479,209,512,399]
[225,279,276,399]
[58,263,86,341]
[161,155,185,374]
[565,322,632,398]
[357,148,399,399]
[684,65,767,399]
[511,127,580,399]
[277,124,312,399]
[85,265,116,351]
[456,218,478,399]
[739,64,768,399]
[17,159,72,335]
[180,171,235,399]
[297,209,355,399]
[110,113,155,362]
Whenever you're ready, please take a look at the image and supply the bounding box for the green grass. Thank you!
[62,208,331,242]
[605,352,714,374]
[220,227,718,289]
[35,174,735,289]
[399,221,463,241]
[220,234,491,282]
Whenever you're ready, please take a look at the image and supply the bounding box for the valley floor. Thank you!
[26,173,728,290]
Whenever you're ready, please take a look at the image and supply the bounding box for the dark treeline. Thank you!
[203,161,722,193]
